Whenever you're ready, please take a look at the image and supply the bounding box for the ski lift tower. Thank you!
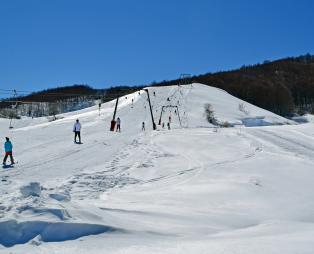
[9,89,18,129]
[179,74,192,86]
[110,97,119,131]
[144,89,156,130]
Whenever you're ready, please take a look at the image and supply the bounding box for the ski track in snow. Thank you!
[246,128,314,161]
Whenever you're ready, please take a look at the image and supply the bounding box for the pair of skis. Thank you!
[2,161,18,169]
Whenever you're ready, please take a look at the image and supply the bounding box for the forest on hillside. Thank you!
[0,85,143,118]
[1,54,314,118]
[155,54,314,116]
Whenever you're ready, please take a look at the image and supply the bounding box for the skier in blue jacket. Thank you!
[3,137,14,165]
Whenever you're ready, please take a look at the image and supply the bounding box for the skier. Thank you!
[73,119,82,143]
[116,117,121,132]
[162,122,165,129]
[3,137,14,165]
[153,91,156,96]
[169,115,172,123]
[167,122,171,130]
[142,122,145,131]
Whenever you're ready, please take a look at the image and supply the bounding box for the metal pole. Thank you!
[144,89,156,130]
[158,106,164,125]
[176,106,182,127]
[110,97,119,131]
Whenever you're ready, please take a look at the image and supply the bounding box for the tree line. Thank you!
[1,54,314,118]
[154,54,314,116]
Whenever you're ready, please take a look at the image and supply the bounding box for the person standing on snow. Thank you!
[142,122,145,131]
[73,119,82,143]
[116,117,121,132]
[3,137,14,165]
[167,122,171,130]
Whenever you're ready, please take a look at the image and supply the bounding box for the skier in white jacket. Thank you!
[73,119,82,143]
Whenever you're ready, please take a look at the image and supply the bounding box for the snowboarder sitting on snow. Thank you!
[116,117,121,132]
[3,137,14,165]
[73,119,82,143]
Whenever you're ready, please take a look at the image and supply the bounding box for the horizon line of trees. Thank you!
[1,54,314,118]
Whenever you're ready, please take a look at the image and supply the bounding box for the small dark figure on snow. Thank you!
[73,119,82,143]
[162,122,165,129]
[169,115,172,123]
[116,117,121,132]
[3,137,14,165]
[167,122,171,130]
[142,122,145,131]
[153,91,156,96]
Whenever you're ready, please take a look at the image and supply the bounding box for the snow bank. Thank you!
[0,220,123,247]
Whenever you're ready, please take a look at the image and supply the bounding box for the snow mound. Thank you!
[177,84,292,127]
[16,206,71,220]
[49,193,71,202]
[20,182,42,198]
[292,114,314,124]
[0,220,124,247]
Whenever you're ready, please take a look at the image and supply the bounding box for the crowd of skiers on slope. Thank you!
[2,90,177,166]
[3,116,172,166]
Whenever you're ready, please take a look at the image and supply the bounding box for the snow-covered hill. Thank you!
[1,84,314,254]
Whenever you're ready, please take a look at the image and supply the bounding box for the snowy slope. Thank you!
[0,83,292,132]
[1,84,314,254]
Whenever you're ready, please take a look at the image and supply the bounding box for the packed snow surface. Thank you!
[0,84,313,253]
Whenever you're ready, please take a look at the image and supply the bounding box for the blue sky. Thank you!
[1,0,314,93]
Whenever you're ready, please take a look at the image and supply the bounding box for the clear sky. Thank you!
[1,0,314,93]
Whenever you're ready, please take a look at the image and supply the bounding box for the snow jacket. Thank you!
[73,122,81,132]
[4,141,13,152]
[116,118,121,125]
